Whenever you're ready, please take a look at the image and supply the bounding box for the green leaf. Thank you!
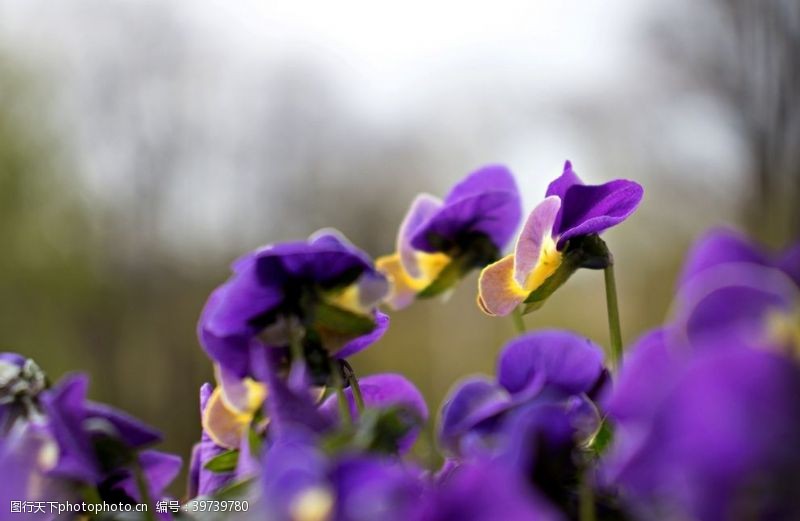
[247,426,263,457]
[313,301,375,336]
[203,449,239,473]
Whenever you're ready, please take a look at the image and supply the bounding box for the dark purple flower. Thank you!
[33,373,182,508]
[199,230,389,384]
[439,330,605,455]
[261,435,424,521]
[377,165,522,309]
[319,373,429,453]
[420,460,564,521]
[478,161,642,316]
[603,337,800,520]
[672,229,799,353]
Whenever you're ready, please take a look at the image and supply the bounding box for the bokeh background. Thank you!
[0,0,797,495]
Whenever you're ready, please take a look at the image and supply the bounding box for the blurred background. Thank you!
[0,0,797,495]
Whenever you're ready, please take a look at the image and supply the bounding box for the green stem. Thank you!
[133,458,156,521]
[348,373,366,413]
[603,264,623,371]
[286,318,304,365]
[578,468,597,521]
[332,369,353,426]
[511,307,526,334]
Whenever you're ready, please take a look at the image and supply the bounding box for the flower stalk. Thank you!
[603,263,623,371]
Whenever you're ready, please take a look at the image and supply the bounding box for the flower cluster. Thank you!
[3,161,799,521]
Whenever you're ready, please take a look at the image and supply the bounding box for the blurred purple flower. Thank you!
[37,374,181,505]
[378,165,521,309]
[199,230,389,383]
[478,161,642,316]
[439,330,605,455]
[672,228,799,353]
[262,434,424,521]
[420,460,564,521]
[319,373,429,453]
[603,335,800,520]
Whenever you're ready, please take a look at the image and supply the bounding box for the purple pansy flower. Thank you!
[478,161,642,316]
[420,460,564,521]
[603,335,800,520]
[37,373,181,505]
[319,373,429,454]
[670,228,799,354]
[377,165,522,309]
[261,434,424,521]
[439,330,605,455]
[199,230,389,385]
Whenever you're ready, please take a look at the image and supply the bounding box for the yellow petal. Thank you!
[202,380,267,449]
[477,254,528,316]
[520,235,562,293]
[376,252,449,310]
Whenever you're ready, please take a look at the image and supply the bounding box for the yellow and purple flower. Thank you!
[478,161,642,316]
[377,165,522,309]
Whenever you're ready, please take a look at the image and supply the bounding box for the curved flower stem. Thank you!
[341,360,365,413]
[578,467,596,521]
[133,458,156,521]
[603,264,623,371]
[332,368,353,426]
[511,307,527,335]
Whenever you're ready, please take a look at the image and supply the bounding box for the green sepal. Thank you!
[584,418,614,457]
[203,449,239,473]
[521,234,613,315]
[312,301,376,336]
[320,405,421,456]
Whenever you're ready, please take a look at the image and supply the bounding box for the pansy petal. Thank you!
[678,228,769,287]
[673,262,797,352]
[320,373,428,453]
[377,253,449,310]
[336,311,390,359]
[477,255,527,317]
[444,164,518,204]
[439,377,512,453]
[555,179,643,247]
[513,196,561,287]
[497,330,605,400]
[545,160,583,201]
[778,241,800,287]
[116,450,182,502]
[201,386,255,449]
[411,165,522,252]
[398,193,444,278]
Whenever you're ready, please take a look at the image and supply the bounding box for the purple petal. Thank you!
[778,241,800,287]
[421,460,564,521]
[320,373,428,453]
[677,228,770,287]
[673,262,797,352]
[116,450,182,502]
[261,436,330,518]
[335,311,390,360]
[83,402,162,448]
[398,194,444,277]
[497,330,605,401]
[411,165,522,252]
[545,160,582,200]
[555,179,643,248]
[40,375,102,483]
[513,196,561,286]
[438,377,512,453]
[332,456,425,521]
